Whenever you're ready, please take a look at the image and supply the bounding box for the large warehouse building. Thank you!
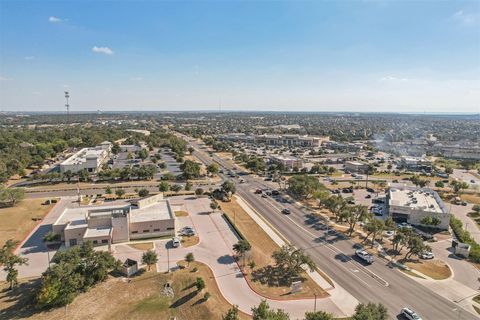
[387,186,450,230]
[59,141,112,174]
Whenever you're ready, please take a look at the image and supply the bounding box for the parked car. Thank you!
[401,307,422,320]
[172,237,181,248]
[271,190,280,196]
[355,249,374,264]
[365,194,372,199]
[261,193,268,198]
[420,251,434,259]
[384,230,394,237]
[255,189,263,194]
[281,208,291,214]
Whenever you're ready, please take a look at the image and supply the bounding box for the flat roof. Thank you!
[346,161,367,166]
[84,227,111,238]
[389,188,443,213]
[61,147,106,166]
[130,200,174,223]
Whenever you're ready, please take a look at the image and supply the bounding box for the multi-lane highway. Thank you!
[185,136,478,320]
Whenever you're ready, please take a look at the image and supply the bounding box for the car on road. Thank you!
[255,189,263,194]
[281,208,291,214]
[271,190,280,196]
[420,251,434,259]
[172,237,181,248]
[397,222,412,229]
[261,193,268,198]
[355,249,374,264]
[471,179,476,184]
[365,194,371,199]
[401,307,422,320]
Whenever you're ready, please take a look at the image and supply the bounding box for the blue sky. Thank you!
[0,1,479,112]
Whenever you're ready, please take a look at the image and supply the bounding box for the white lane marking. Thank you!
[260,194,389,287]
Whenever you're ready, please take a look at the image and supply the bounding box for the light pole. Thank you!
[314,293,317,312]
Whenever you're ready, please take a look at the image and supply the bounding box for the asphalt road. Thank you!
[185,136,478,320]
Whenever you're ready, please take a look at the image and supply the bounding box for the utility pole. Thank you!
[314,293,317,312]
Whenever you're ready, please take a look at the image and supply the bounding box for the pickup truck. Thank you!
[355,249,374,264]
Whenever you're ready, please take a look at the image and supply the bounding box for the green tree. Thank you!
[111,142,121,155]
[435,181,444,188]
[472,205,480,214]
[363,218,385,248]
[221,180,236,195]
[115,188,126,198]
[341,205,368,236]
[272,244,316,284]
[0,187,25,207]
[233,239,251,267]
[195,188,204,196]
[420,215,441,227]
[185,252,195,267]
[158,181,170,192]
[210,200,219,212]
[105,186,112,194]
[304,311,334,320]
[405,236,428,260]
[36,241,119,308]
[252,300,289,320]
[142,250,158,271]
[207,163,220,175]
[288,175,326,199]
[223,305,240,320]
[171,184,182,193]
[138,188,149,197]
[352,302,388,320]
[185,181,193,191]
[180,160,201,179]
[0,239,28,290]
[195,277,206,291]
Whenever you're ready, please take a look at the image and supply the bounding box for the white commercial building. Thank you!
[269,155,303,170]
[218,133,329,147]
[60,141,112,174]
[387,186,450,230]
[53,194,176,248]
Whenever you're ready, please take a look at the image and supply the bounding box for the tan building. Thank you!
[344,161,369,174]
[53,194,175,248]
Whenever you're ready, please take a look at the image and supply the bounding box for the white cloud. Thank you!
[130,77,143,81]
[380,75,409,82]
[48,16,64,23]
[24,56,35,60]
[453,10,478,25]
[92,46,114,55]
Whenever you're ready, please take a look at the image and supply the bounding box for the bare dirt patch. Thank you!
[220,197,328,300]
[175,210,189,217]
[0,198,55,247]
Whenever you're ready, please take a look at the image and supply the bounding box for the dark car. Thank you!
[271,190,280,196]
[365,194,372,199]
[281,208,291,214]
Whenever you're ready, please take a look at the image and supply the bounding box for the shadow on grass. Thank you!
[0,278,43,319]
[251,266,305,287]
[169,290,198,308]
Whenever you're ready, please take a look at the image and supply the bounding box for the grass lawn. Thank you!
[0,199,55,247]
[220,197,328,300]
[181,235,199,247]
[403,259,452,280]
[128,242,154,251]
[175,210,189,217]
[0,262,249,320]
[462,194,480,205]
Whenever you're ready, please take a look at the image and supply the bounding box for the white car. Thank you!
[384,230,395,237]
[401,307,422,320]
[355,249,374,264]
[172,237,181,248]
[420,251,434,259]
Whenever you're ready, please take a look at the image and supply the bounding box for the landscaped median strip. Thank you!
[234,195,335,291]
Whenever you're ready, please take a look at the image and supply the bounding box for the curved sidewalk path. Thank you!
[131,196,358,319]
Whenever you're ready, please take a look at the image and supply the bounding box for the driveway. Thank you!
[115,195,354,319]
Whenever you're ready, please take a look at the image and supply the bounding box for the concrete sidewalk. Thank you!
[151,195,357,319]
